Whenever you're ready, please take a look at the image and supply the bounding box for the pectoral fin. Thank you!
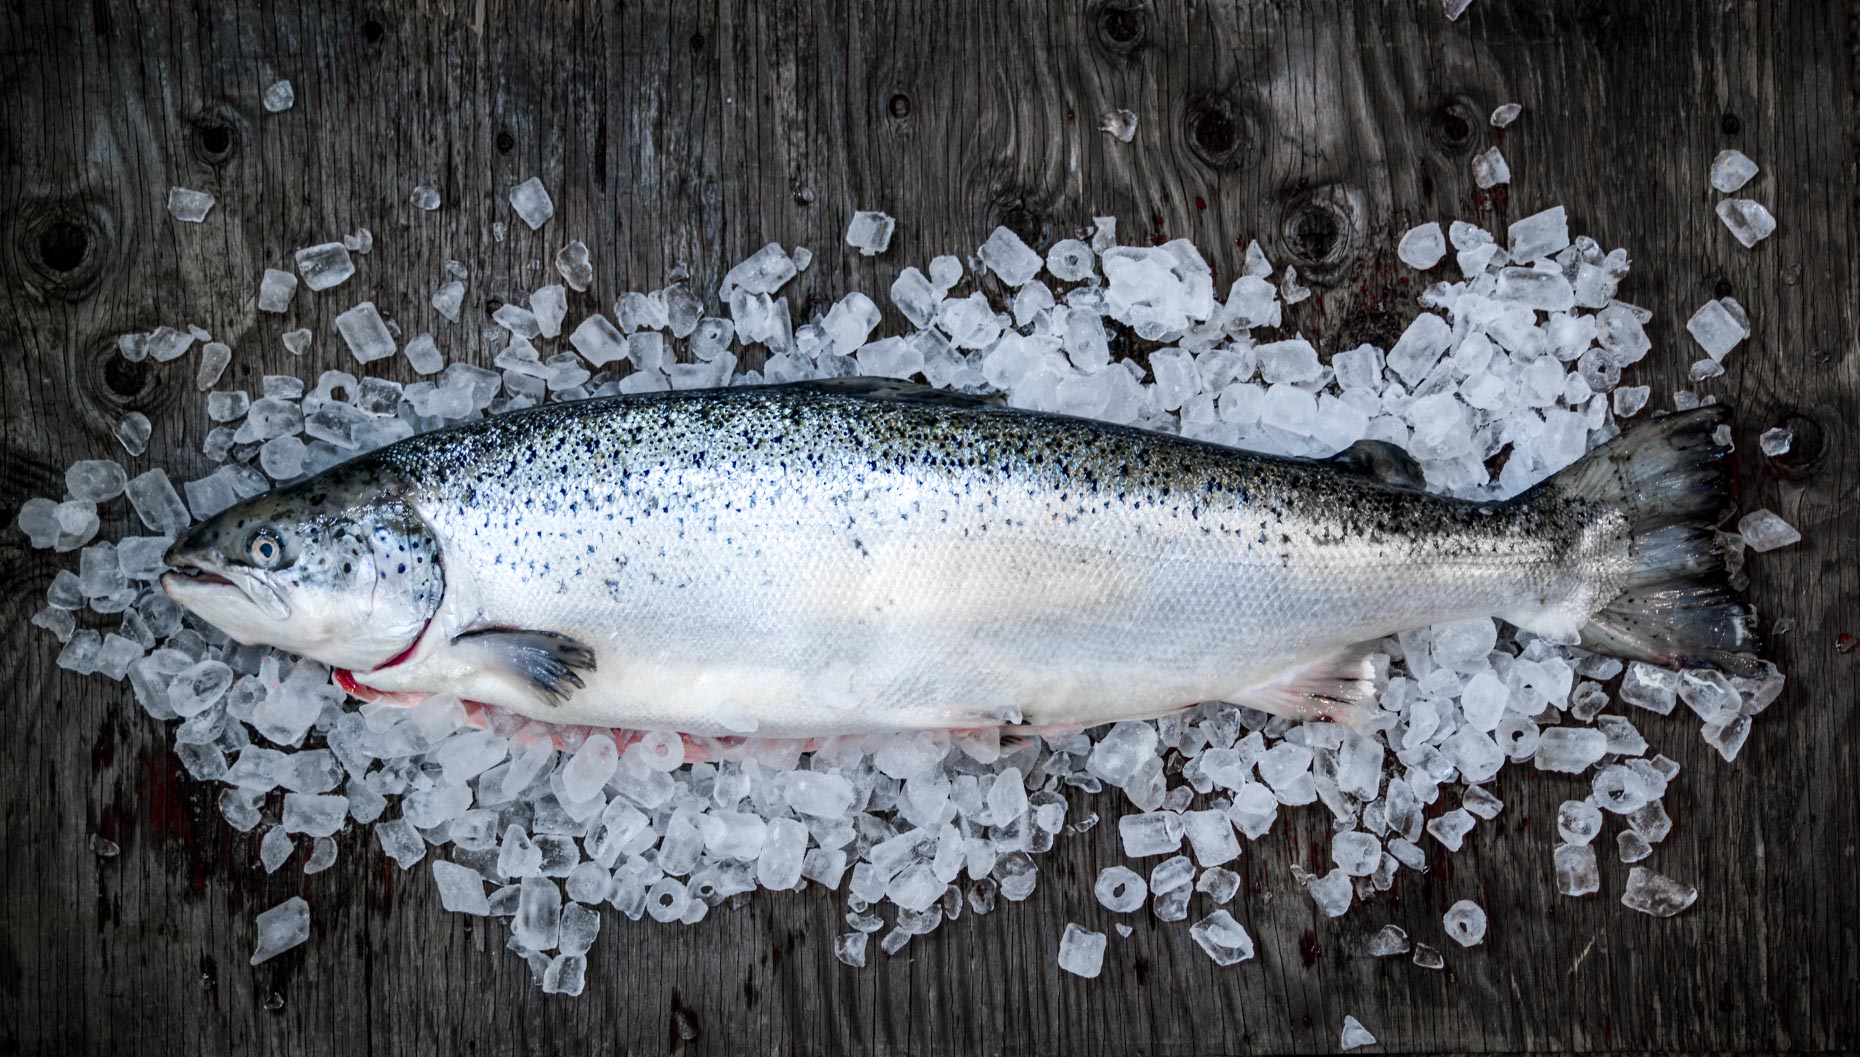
[1234,643,1381,724]
[450,628,598,706]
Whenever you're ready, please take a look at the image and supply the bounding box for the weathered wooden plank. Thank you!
[0,1,1855,1054]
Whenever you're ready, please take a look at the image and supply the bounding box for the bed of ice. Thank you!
[16,142,1797,1001]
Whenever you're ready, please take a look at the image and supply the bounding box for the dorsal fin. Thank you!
[790,377,1007,409]
[1328,439,1425,490]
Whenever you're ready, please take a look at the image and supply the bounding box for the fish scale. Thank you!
[163,382,1758,738]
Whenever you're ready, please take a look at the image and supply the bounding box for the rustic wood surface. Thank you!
[1,1,1855,1054]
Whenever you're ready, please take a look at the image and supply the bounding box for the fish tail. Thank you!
[1546,404,1762,675]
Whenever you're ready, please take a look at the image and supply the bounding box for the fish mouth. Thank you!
[162,560,293,622]
[163,563,236,588]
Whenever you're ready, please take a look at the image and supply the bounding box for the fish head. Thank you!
[161,475,444,671]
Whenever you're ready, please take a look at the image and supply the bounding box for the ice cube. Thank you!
[1340,1015,1377,1051]
[1533,727,1608,773]
[1116,811,1181,857]
[262,79,295,111]
[1196,866,1240,904]
[126,469,192,536]
[115,412,152,456]
[1709,149,1758,193]
[1189,910,1255,966]
[167,187,215,222]
[1621,866,1697,917]
[1716,199,1775,248]
[1057,923,1106,978]
[561,734,619,802]
[508,177,555,230]
[1472,147,1510,189]
[515,875,563,949]
[1305,867,1353,917]
[530,285,568,339]
[1387,313,1453,384]
[1686,298,1750,361]
[1617,830,1652,863]
[249,896,310,965]
[1490,102,1522,127]
[569,313,628,368]
[1182,809,1240,867]
[195,342,232,390]
[1553,842,1599,896]
[430,278,466,323]
[1332,831,1382,876]
[66,460,128,503]
[432,859,491,915]
[834,932,869,967]
[1094,865,1148,912]
[979,226,1043,287]
[720,243,798,300]
[1366,924,1409,956]
[295,242,356,291]
[1045,239,1094,282]
[1398,221,1447,270]
[1737,509,1800,552]
[1257,338,1321,384]
[1509,205,1570,263]
[258,269,299,313]
[282,793,348,837]
[53,499,100,552]
[844,211,896,256]
[282,328,312,356]
[260,826,294,872]
[1426,809,1475,852]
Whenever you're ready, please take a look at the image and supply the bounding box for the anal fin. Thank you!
[450,628,598,706]
[1234,643,1381,724]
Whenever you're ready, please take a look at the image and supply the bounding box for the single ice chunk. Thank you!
[334,302,397,364]
[1196,867,1240,904]
[1443,899,1487,946]
[508,177,555,230]
[1413,942,1445,969]
[1709,149,1758,193]
[249,896,310,965]
[282,793,348,837]
[1182,809,1240,867]
[1117,812,1181,857]
[1387,313,1453,384]
[1306,868,1352,917]
[1621,662,1679,714]
[530,285,568,339]
[1427,809,1475,852]
[1534,727,1608,773]
[844,211,896,256]
[1045,239,1094,282]
[1556,799,1603,844]
[1490,102,1522,127]
[1366,924,1409,956]
[782,770,855,817]
[196,342,232,390]
[979,226,1043,287]
[1340,1015,1377,1051]
[515,876,563,949]
[1686,298,1750,361]
[1553,842,1599,896]
[1094,866,1148,912]
[295,242,356,291]
[115,412,152,456]
[167,187,215,222]
[126,469,191,536]
[262,79,295,112]
[1617,830,1652,863]
[432,860,491,915]
[569,313,628,367]
[1737,509,1800,552]
[1189,910,1255,966]
[282,328,312,356]
[1398,222,1447,270]
[1759,426,1793,456]
[258,269,298,313]
[1057,923,1106,978]
[1508,205,1570,263]
[1612,385,1650,418]
[146,325,195,362]
[66,460,128,503]
[1472,147,1510,189]
[1332,831,1382,876]
[834,932,869,967]
[1621,866,1697,917]
[1716,199,1776,248]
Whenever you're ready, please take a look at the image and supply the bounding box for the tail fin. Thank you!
[1547,405,1762,676]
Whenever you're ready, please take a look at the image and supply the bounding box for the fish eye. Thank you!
[247,529,286,569]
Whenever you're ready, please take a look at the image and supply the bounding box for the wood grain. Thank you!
[1,1,1855,1054]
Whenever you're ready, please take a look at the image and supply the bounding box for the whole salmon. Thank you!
[162,380,1758,737]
